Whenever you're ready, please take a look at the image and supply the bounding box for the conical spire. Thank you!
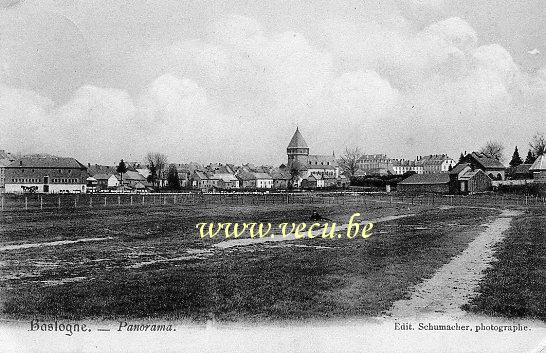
[287,127,308,149]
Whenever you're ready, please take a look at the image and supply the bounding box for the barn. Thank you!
[449,163,492,194]
[397,173,450,194]
[4,156,88,194]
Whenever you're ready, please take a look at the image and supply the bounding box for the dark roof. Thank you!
[469,152,506,169]
[398,173,450,185]
[512,164,532,174]
[287,127,308,149]
[7,156,87,169]
[269,169,291,180]
[449,163,470,175]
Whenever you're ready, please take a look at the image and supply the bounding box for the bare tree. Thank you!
[145,152,168,188]
[339,147,362,179]
[530,133,546,157]
[479,141,504,161]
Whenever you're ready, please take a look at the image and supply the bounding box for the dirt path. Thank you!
[388,209,522,318]
[0,237,113,252]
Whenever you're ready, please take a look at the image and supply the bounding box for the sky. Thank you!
[0,0,544,165]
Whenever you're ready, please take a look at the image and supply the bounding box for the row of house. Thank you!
[356,154,456,176]
[2,127,545,194]
[398,152,546,194]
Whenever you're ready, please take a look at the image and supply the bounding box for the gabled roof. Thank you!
[253,172,272,180]
[7,156,87,169]
[269,169,291,180]
[287,127,308,149]
[93,173,116,180]
[530,154,546,171]
[398,173,450,185]
[512,164,532,174]
[123,171,146,181]
[459,169,485,181]
[468,152,506,169]
[211,173,238,182]
[449,163,471,175]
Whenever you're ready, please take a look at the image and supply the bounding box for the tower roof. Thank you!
[287,127,308,149]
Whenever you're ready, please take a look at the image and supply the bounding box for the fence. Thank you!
[0,192,545,212]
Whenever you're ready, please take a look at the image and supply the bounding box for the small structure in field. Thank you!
[397,173,450,193]
[449,163,492,194]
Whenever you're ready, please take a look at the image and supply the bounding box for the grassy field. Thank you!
[463,208,546,321]
[0,200,505,322]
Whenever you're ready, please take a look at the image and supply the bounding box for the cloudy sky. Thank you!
[0,0,544,165]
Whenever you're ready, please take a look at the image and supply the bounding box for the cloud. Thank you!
[0,6,544,165]
[0,84,52,153]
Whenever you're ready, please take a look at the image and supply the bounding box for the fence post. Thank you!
[58,196,61,209]
[104,196,107,206]
[40,196,43,210]
[131,195,133,205]
[74,196,77,208]
[1,196,3,212]
[142,195,145,205]
[25,196,28,210]
[89,196,92,208]
[118,195,121,206]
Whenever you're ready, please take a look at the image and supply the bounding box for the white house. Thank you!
[4,156,88,194]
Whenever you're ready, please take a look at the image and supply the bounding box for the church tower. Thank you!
[287,127,309,168]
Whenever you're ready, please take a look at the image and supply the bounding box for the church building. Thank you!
[286,127,339,187]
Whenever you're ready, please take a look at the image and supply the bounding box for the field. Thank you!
[0,193,543,322]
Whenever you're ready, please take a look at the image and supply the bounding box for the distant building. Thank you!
[448,164,492,194]
[301,174,325,189]
[286,128,339,186]
[212,173,240,189]
[4,156,88,194]
[460,152,507,180]
[236,171,273,189]
[417,154,456,174]
[507,164,533,180]
[397,173,450,194]
[356,154,394,176]
[392,159,423,175]
[269,168,291,189]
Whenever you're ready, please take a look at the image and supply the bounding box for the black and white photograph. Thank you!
[0,1,545,352]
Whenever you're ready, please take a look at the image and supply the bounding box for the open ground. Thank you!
[0,193,544,322]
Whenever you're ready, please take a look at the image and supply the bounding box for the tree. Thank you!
[525,149,536,164]
[529,133,546,157]
[167,165,181,190]
[287,161,302,190]
[338,146,362,180]
[509,146,523,167]
[458,153,465,163]
[147,163,157,186]
[479,141,504,161]
[116,159,127,186]
[146,152,168,188]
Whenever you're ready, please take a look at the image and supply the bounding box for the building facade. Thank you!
[287,128,340,186]
[4,156,88,194]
